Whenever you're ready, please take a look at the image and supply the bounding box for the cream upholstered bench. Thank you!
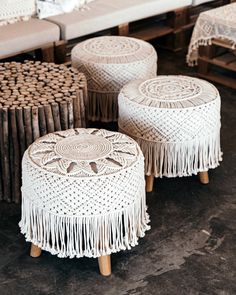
[118,75,222,192]
[0,18,60,61]
[47,0,192,62]
[19,128,150,276]
[47,0,191,39]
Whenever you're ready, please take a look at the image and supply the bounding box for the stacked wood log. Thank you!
[0,61,88,203]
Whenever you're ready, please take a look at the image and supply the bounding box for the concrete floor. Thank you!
[0,48,236,295]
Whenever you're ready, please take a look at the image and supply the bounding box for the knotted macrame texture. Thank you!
[187,3,236,66]
[19,128,150,258]
[118,75,222,178]
[72,36,157,122]
[0,0,36,26]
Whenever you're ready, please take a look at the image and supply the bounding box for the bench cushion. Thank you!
[192,0,214,6]
[47,0,192,40]
[0,18,60,58]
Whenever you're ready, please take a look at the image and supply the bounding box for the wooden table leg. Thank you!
[30,243,42,258]
[146,175,154,192]
[98,255,111,276]
[198,171,209,184]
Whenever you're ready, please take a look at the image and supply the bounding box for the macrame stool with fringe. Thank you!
[71,36,157,122]
[118,75,222,192]
[19,128,150,276]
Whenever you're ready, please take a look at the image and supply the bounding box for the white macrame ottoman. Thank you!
[118,75,222,192]
[19,128,150,276]
[71,36,157,122]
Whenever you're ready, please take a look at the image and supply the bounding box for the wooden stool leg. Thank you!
[146,175,154,192]
[98,255,111,276]
[30,243,42,258]
[198,171,209,184]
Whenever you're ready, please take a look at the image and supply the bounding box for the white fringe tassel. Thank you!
[0,15,31,26]
[187,37,236,66]
[19,192,150,258]
[88,90,118,122]
[135,132,222,178]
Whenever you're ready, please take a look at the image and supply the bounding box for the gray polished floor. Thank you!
[0,48,235,295]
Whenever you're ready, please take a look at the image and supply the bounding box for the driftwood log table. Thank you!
[0,61,87,203]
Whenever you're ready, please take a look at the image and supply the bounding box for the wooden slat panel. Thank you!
[213,53,236,66]
[199,56,236,72]
[129,24,173,41]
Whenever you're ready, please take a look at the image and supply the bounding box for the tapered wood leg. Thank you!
[146,175,154,192]
[198,171,209,184]
[98,255,111,276]
[30,243,42,258]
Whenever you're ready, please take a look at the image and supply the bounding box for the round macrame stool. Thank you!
[118,75,222,192]
[19,128,150,276]
[71,36,157,122]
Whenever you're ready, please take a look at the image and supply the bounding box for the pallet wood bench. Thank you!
[0,61,87,203]
[47,0,192,63]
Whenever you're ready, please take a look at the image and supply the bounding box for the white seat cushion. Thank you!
[47,0,192,40]
[192,0,214,6]
[0,18,60,58]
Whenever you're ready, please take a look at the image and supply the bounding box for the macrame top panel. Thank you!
[28,128,142,178]
[187,3,236,65]
[119,76,219,109]
[118,75,221,143]
[72,36,157,64]
[72,36,157,97]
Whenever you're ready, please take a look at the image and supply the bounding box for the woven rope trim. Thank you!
[19,189,150,258]
[120,128,222,178]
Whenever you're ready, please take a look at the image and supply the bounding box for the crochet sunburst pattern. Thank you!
[19,128,150,258]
